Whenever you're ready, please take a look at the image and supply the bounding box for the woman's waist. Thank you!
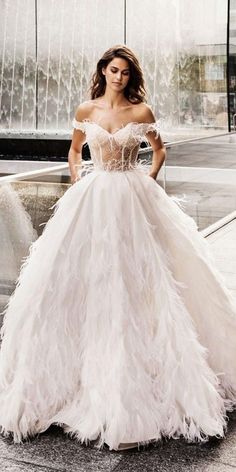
[92,159,137,172]
[78,158,150,176]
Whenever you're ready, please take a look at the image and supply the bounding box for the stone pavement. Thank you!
[0,413,236,472]
[206,216,236,297]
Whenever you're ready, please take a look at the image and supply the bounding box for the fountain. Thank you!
[0,0,233,141]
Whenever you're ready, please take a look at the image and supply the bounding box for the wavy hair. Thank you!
[89,45,146,103]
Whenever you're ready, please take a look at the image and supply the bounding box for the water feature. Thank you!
[0,0,232,140]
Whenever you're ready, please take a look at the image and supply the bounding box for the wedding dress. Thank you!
[0,118,236,451]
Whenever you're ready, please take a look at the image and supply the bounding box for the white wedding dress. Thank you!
[0,184,37,287]
[0,119,236,451]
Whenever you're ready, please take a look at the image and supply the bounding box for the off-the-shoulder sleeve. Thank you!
[143,121,160,138]
[72,118,86,133]
[137,121,160,146]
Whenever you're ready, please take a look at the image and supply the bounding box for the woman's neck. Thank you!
[98,88,130,110]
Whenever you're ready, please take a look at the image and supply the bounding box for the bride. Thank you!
[0,44,236,452]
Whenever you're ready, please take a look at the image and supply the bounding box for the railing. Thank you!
[1,130,236,236]
[1,130,236,186]
[0,163,69,184]
[139,129,236,154]
[233,114,236,131]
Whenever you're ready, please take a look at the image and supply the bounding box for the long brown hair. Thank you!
[89,45,146,103]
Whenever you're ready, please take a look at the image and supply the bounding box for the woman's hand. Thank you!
[71,175,80,185]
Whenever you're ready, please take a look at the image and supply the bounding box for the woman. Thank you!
[0,45,236,452]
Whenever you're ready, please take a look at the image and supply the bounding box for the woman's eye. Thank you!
[111,69,129,76]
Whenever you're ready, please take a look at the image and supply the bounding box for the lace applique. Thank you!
[138,121,161,146]
[144,121,160,136]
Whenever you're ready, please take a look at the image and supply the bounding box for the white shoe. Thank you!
[116,442,139,451]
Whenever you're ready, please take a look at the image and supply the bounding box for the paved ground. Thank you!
[166,134,236,169]
[166,179,236,230]
[1,416,236,472]
[164,133,236,230]
[206,216,236,297]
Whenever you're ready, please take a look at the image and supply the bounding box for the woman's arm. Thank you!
[68,139,84,185]
[68,104,89,184]
[147,133,166,180]
[141,105,166,180]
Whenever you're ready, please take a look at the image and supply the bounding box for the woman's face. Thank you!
[102,57,130,93]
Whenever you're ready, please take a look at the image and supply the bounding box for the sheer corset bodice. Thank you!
[72,119,160,172]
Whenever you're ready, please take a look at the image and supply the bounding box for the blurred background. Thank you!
[0,0,236,139]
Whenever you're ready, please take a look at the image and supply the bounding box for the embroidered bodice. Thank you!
[72,119,160,172]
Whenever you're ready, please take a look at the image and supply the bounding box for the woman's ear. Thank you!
[102,67,106,76]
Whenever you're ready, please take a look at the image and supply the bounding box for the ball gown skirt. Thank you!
[0,121,236,451]
[0,184,37,284]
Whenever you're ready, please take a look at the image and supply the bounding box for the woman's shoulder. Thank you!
[75,100,96,122]
[133,103,156,124]
[74,100,156,124]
